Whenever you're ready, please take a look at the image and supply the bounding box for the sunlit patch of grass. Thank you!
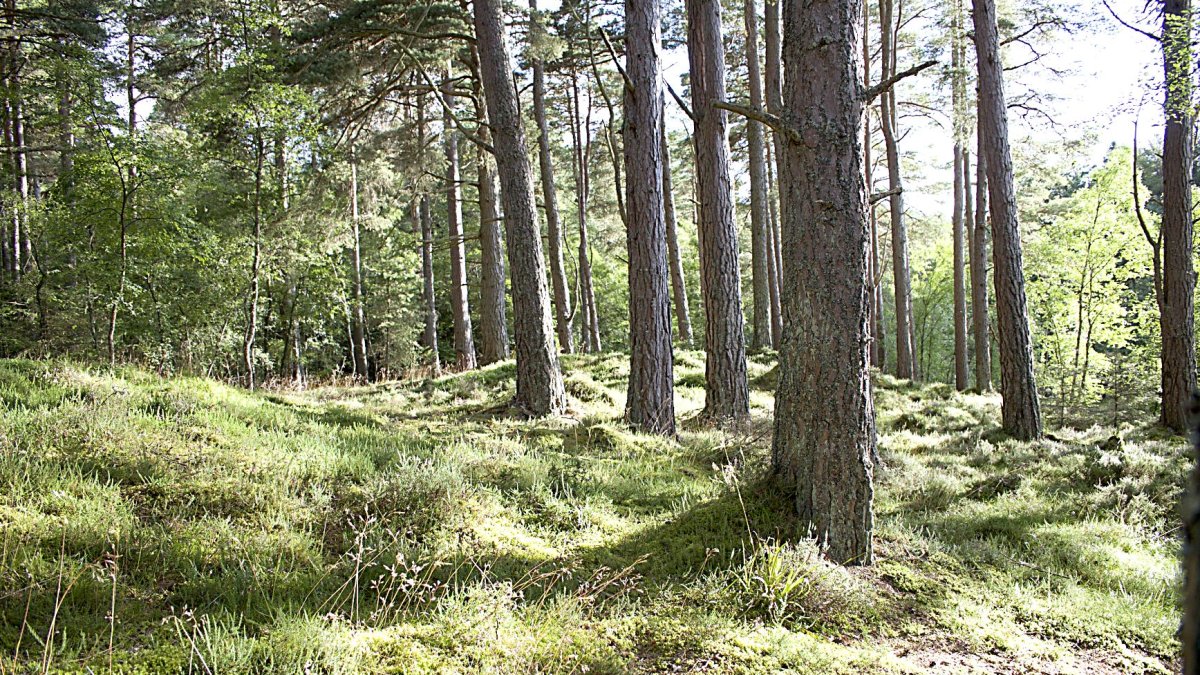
[0,358,1182,672]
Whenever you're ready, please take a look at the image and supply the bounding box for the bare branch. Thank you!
[864,59,937,103]
[665,80,693,121]
[1101,0,1159,42]
[870,187,901,204]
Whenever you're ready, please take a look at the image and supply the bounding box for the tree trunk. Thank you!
[773,0,874,566]
[420,195,441,374]
[623,0,675,435]
[765,137,784,348]
[348,150,370,380]
[470,47,511,365]
[880,0,915,380]
[686,0,750,421]
[473,0,566,416]
[1159,0,1196,431]
[863,0,884,370]
[1183,394,1200,674]
[571,69,602,353]
[744,0,772,351]
[530,0,574,354]
[970,125,992,390]
[243,136,264,389]
[951,8,969,391]
[662,124,694,347]
[764,0,785,349]
[973,0,1042,440]
[444,68,477,370]
[417,96,441,374]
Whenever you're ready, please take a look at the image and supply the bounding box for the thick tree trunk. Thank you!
[474,0,566,415]
[443,69,477,370]
[348,151,370,380]
[1159,0,1196,431]
[744,0,772,351]
[880,0,915,380]
[973,0,1042,440]
[530,0,574,354]
[970,126,992,390]
[662,124,694,347]
[623,0,675,435]
[685,0,749,421]
[773,0,875,566]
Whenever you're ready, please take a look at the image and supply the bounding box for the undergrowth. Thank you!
[0,356,1183,673]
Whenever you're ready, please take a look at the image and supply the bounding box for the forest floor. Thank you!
[0,354,1185,673]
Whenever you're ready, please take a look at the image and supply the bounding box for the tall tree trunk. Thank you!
[662,124,694,347]
[348,150,370,379]
[417,96,441,374]
[473,0,566,415]
[863,0,884,370]
[571,69,602,353]
[243,135,264,389]
[880,0,915,380]
[686,0,749,421]
[623,0,675,435]
[420,195,441,374]
[470,46,511,365]
[1159,0,1196,431]
[973,0,1042,440]
[951,1,969,390]
[764,0,785,349]
[744,0,772,351]
[444,68,477,370]
[530,0,574,354]
[970,124,991,390]
[773,0,874,566]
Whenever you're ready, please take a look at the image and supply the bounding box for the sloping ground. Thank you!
[0,356,1183,673]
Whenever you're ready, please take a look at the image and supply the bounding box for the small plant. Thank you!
[729,539,816,624]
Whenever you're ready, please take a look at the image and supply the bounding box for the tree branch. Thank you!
[1101,0,1159,42]
[714,101,800,143]
[864,59,937,103]
[665,80,693,121]
[870,187,901,204]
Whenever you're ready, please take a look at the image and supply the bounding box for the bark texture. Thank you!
[973,0,1042,440]
[686,0,749,420]
[474,0,567,415]
[623,0,675,435]
[772,0,875,565]
[1159,0,1196,431]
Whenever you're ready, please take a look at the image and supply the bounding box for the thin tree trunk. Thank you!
[444,68,477,370]
[530,0,574,354]
[624,0,675,435]
[572,69,602,352]
[243,135,264,389]
[417,96,441,374]
[970,125,992,390]
[348,150,370,379]
[744,0,772,351]
[473,0,566,415]
[880,0,915,380]
[686,0,749,421]
[863,0,883,369]
[951,4,968,390]
[773,0,874,566]
[765,137,783,348]
[662,124,694,347]
[973,0,1042,440]
[1159,0,1196,431]
[764,0,785,349]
